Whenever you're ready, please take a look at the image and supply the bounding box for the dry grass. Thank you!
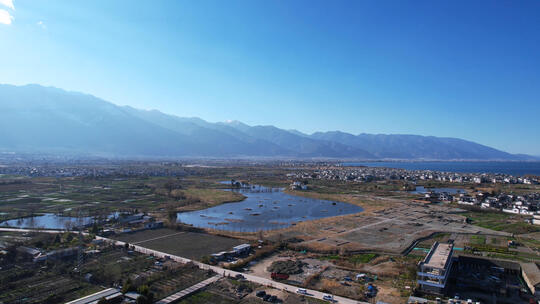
[185,188,244,204]
[284,189,398,214]
[320,278,341,292]
[303,266,326,287]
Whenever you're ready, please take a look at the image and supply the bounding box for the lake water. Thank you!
[0,213,95,230]
[343,161,540,176]
[410,186,465,194]
[176,185,363,232]
[0,212,120,230]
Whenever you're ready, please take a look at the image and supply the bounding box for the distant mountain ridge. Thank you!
[0,84,534,160]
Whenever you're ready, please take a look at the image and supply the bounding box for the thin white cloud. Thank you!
[0,9,13,25]
[37,20,46,29]
[0,0,14,10]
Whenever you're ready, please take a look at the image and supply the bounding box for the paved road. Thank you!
[96,235,367,304]
[0,228,367,304]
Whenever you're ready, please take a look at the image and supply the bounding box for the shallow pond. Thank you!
[0,212,120,230]
[176,185,363,232]
[0,213,95,230]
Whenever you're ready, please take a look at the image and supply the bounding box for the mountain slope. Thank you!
[0,85,206,156]
[122,107,292,156]
[238,125,374,158]
[310,131,522,160]
[0,84,529,160]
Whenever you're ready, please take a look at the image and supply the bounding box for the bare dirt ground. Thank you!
[248,254,288,279]
[246,251,407,303]
[374,286,404,304]
[247,252,333,285]
[267,200,511,254]
[356,257,401,277]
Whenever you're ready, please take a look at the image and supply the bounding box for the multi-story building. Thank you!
[417,242,454,294]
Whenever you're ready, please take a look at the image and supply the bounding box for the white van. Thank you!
[296,288,307,294]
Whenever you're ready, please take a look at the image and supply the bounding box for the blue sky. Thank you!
[1,0,539,155]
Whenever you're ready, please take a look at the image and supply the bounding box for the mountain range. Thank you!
[0,84,534,160]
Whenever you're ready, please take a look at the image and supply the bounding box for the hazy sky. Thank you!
[1,0,539,155]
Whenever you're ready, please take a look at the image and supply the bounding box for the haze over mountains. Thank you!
[0,84,534,160]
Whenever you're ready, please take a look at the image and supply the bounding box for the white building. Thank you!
[417,242,454,294]
[232,243,251,255]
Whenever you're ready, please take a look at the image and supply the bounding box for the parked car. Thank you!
[323,294,335,302]
[296,288,307,295]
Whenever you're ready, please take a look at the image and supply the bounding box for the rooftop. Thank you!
[423,242,453,269]
[233,243,251,250]
[522,262,540,287]
[65,288,122,304]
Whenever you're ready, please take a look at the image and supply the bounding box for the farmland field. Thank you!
[112,228,244,259]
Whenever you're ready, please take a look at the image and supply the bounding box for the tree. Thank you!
[64,232,74,242]
[136,285,154,304]
[200,255,212,264]
[91,223,99,234]
[137,284,149,295]
[121,279,133,294]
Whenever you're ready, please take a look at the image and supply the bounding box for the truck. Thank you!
[271,272,289,280]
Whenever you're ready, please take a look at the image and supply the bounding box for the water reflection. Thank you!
[177,185,363,232]
[0,213,94,230]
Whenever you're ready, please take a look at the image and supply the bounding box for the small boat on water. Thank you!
[228,211,233,214]
[244,208,253,211]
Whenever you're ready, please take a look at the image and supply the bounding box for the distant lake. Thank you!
[342,161,540,176]
[177,185,363,232]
